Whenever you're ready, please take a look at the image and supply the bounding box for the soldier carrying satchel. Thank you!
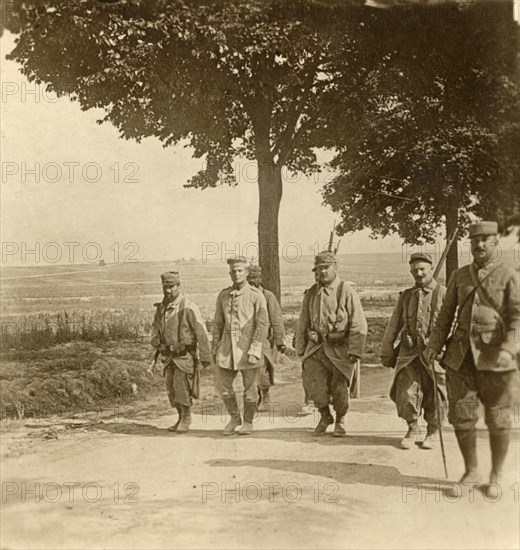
[381,252,447,450]
[151,271,212,433]
[425,221,520,498]
[295,251,368,436]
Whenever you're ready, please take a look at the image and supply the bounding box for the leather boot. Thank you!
[238,400,257,435]
[421,425,439,450]
[257,389,271,412]
[484,430,510,499]
[313,406,334,436]
[445,429,480,498]
[176,405,192,433]
[400,422,421,449]
[333,415,347,437]
[222,396,242,436]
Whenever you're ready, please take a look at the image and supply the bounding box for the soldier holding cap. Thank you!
[151,271,212,433]
[425,221,520,497]
[381,252,447,449]
[212,256,269,435]
[295,251,367,436]
[246,265,286,412]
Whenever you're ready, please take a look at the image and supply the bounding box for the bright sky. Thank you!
[1,30,515,268]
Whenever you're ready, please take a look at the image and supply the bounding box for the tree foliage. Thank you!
[322,2,519,276]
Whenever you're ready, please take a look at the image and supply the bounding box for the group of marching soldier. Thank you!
[151,220,519,497]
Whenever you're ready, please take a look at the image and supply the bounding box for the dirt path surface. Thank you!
[1,380,519,550]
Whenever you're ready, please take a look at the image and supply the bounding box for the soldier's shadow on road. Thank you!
[89,421,226,439]
[205,458,442,488]
[90,422,406,447]
[250,428,404,448]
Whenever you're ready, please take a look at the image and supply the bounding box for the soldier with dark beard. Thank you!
[151,271,212,433]
[295,252,367,436]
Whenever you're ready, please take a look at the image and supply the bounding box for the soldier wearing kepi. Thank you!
[151,271,212,433]
[295,251,368,436]
[425,222,520,497]
[380,252,447,450]
[246,265,286,412]
[212,256,269,435]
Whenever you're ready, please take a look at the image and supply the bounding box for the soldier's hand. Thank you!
[423,348,438,365]
[347,354,359,364]
[201,360,211,369]
[158,344,169,355]
[309,331,320,343]
[247,354,259,365]
[497,350,514,369]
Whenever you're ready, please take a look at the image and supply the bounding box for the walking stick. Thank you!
[422,228,458,479]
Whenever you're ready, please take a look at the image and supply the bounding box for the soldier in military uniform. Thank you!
[295,251,368,436]
[212,257,269,435]
[380,252,447,449]
[246,265,286,412]
[151,271,212,433]
[425,221,520,496]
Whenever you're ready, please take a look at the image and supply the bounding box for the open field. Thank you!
[0,253,411,416]
[1,251,518,417]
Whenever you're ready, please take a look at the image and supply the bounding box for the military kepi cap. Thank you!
[248,264,262,277]
[468,221,498,237]
[161,271,180,285]
[312,251,338,271]
[409,252,433,265]
[226,255,250,266]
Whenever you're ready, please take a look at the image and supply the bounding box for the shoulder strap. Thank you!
[335,281,345,318]
[469,264,502,314]
[177,297,186,343]
[402,289,413,335]
[427,284,441,337]
[452,264,500,331]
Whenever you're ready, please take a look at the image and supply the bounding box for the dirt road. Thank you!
[1,380,519,550]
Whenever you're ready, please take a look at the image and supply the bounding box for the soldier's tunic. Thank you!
[295,276,367,414]
[151,294,211,407]
[380,279,447,426]
[427,260,520,432]
[258,287,285,391]
[212,283,269,403]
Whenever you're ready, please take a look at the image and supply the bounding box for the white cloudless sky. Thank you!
[1,31,516,267]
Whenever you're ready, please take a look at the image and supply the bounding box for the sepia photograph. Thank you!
[0,0,519,548]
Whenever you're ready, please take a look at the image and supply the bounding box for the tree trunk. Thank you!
[257,157,282,301]
[445,204,459,283]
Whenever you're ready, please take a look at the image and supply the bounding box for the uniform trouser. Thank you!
[395,358,446,428]
[302,347,349,416]
[216,366,260,404]
[446,351,519,433]
[258,358,273,391]
[164,365,191,408]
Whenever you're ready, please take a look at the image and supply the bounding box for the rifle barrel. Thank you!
[434,229,459,280]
